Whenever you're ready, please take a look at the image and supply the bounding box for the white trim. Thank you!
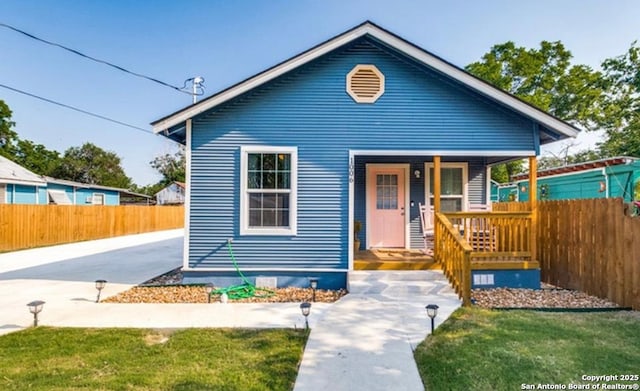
[351,149,536,157]
[348,151,355,277]
[365,163,410,250]
[183,119,192,270]
[486,166,492,204]
[425,162,469,211]
[152,22,578,139]
[240,146,298,236]
[182,267,350,273]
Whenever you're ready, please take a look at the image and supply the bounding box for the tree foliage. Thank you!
[52,143,133,189]
[597,41,640,157]
[0,100,18,159]
[466,41,612,182]
[13,139,62,176]
[150,148,185,185]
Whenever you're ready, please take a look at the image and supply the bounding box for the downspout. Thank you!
[601,168,609,198]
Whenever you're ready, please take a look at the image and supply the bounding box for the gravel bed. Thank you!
[472,287,621,309]
[106,268,623,309]
[105,268,347,304]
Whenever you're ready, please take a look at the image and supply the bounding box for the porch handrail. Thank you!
[434,212,472,306]
[444,211,533,258]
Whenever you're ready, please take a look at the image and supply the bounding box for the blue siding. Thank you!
[189,38,539,273]
[353,156,487,250]
[13,184,39,204]
[38,187,48,204]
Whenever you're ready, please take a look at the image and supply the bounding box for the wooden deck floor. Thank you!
[354,249,440,271]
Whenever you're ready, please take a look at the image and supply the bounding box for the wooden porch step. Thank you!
[354,259,441,271]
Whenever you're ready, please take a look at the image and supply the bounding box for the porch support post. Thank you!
[433,156,441,213]
[528,156,537,262]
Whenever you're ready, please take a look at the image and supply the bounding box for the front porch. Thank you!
[350,155,541,306]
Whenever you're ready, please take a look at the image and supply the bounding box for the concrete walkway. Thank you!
[0,233,462,390]
[294,271,461,391]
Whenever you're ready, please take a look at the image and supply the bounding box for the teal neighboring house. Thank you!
[498,157,640,202]
[0,155,150,205]
[152,21,579,290]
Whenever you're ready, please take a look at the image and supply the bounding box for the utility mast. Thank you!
[192,76,205,104]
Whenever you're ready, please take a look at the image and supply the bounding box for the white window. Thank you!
[92,193,105,205]
[240,146,297,235]
[425,162,468,212]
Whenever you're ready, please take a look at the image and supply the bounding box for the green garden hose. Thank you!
[209,240,274,301]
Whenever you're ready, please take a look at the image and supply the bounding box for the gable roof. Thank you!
[152,21,579,144]
[0,155,46,186]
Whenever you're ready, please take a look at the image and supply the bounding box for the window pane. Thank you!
[249,210,261,226]
[390,175,397,185]
[263,172,276,189]
[376,175,383,185]
[248,172,262,189]
[442,168,463,195]
[278,154,290,171]
[262,194,276,208]
[263,209,276,226]
[248,154,261,170]
[441,198,462,212]
[277,172,290,189]
[263,154,275,170]
[249,194,262,208]
[280,210,290,226]
[276,194,289,208]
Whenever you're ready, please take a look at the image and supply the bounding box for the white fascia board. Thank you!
[351,150,536,157]
[0,178,46,186]
[153,22,578,139]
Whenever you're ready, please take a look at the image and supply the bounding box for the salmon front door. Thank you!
[367,165,407,248]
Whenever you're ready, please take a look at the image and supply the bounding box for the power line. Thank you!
[0,21,199,96]
[0,83,154,135]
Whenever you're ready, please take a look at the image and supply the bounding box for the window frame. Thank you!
[240,146,298,236]
[424,162,468,212]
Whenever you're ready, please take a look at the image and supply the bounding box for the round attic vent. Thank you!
[346,64,385,103]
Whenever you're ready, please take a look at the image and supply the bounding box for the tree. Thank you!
[150,148,185,185]
[466,41,608,182]
[597,41,640,157]
[53,142,132,188]
[0,100,18,159]
[13,139,62,176]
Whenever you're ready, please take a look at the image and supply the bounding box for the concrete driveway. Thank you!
[0,229,183,335]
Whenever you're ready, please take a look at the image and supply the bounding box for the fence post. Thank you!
[529,156,538,262]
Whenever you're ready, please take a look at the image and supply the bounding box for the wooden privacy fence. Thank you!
[494,198,640,310]
[0,205,184,252]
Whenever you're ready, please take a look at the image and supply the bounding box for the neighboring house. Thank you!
[0,156,151,205]
[41,177,152,205]
[155,181,186,205]
[152,21,577,290]
[0,155,47,204]
[498,157,640,202]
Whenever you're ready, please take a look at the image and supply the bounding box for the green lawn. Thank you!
[415,308,640,391]
[0,327,307,391]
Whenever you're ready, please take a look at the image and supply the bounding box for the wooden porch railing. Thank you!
[434,212,472,306]
[434,211,534,306]
[444,212,533,263]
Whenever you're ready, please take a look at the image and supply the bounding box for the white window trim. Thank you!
[240,146,298,236]
[92,192,106,205]
[424,162,469,211]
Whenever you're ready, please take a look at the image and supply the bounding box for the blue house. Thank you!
[152,22,578,291]
[0,155,47,204]
[0,155,150,205]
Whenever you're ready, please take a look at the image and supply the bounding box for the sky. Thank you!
[1,0,638,186]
